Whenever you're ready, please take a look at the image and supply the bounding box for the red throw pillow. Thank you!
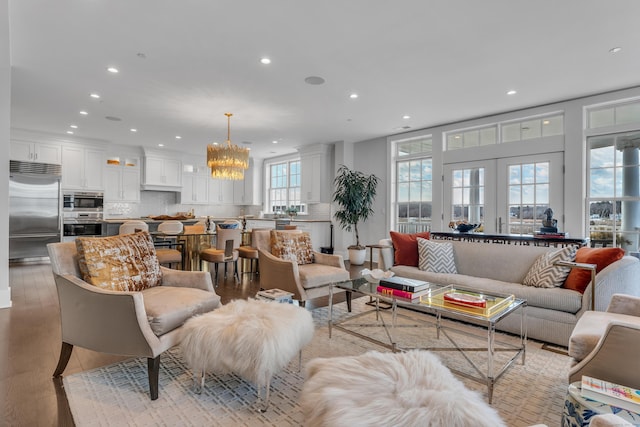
[563,247,625,293]
[389,231,431,267]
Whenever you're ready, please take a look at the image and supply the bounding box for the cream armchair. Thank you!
[258,230,351,310]
[47,240,221,400]
[568,293,640,388]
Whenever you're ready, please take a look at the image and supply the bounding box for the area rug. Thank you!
[63,298,572,426]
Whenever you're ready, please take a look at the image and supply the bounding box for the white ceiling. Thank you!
[8,0,640,160]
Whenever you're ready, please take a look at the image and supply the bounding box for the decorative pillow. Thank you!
[218,223,239,229]
[417,238,457,274]
[75,231,162,291]
[270,230,314,265]
[522,246,577,288]
[563,247,625,293]
[389,231,431,267]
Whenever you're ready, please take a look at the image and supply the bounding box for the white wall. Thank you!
[352,86,640,254]
[1,0,11,308]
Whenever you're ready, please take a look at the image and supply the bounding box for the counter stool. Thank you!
[200,226,241,285]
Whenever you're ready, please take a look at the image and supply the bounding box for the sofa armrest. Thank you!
[588,256,640,313]
[607,293,640,316]
[258,249,304,300]
[378,238,394,270]
[160,266,214,292]
[54,274,159,357]
[313,251,346,269]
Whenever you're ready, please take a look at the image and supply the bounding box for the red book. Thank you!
[377,285,422,300]
[443,292,487,308]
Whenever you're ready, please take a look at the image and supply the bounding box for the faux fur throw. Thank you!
[180,299,314,386]
[301,350,506,427]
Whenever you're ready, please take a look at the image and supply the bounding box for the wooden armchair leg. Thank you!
[148,355,161,400]
[53,342,74,377]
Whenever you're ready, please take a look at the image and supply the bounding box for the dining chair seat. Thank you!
[200,227,241,285]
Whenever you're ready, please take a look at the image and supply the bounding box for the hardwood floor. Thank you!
[0,259,364,426]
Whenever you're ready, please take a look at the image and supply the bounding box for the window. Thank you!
[393,136,432,233]
[507,162,550,234]
[587,131,640,250]
[451,167,484,225]
[588,100,640,129]
[267,159,303,214]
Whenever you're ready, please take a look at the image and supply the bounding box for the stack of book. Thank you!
[256,288,294,304]
[581,376,640,414]
[377,277,431,300]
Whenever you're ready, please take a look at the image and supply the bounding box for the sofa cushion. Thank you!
[75,231,162,292]
[270,230,314,265]
[417,238,457,274]
[389,231,430,267]
[298,263,350,289]
[564,247,625,293]
[142,286,220,336]
[522,246,577,288]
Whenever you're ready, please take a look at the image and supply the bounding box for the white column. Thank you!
[617,137,640,251]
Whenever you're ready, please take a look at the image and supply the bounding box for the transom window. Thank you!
[267,159,303,214]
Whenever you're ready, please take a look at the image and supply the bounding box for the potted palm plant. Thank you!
[332,165,380,265]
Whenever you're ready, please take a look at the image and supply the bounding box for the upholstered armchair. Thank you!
[568,293,640,388]
[258,230,351,310]
[47,233,220,400]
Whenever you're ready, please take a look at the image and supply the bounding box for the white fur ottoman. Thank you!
[301,350,506,427]
[180,298,314,409]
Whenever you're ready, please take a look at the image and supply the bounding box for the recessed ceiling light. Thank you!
[158,143,164,147]
[610,47,622,54]
[66,131,74,134]
[90,93,100,99]
[70,125,78,129]
[79,110,88,115]
[542,120,550,125]
[212,142,219,146]
[260,57,271,65]
[130,128,137,132]
[304,76,325,85]
[402,115,411,120]
[272,140,278,144]
[175,135,181,139]
[107,67,119,73]
[350,93,358,99]
[507,90,517,95]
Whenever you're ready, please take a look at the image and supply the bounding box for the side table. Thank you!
[562,382,640,426]
[365,244,392,269]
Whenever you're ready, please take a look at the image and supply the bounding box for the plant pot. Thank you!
[348,248,367,266]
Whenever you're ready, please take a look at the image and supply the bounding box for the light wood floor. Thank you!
[0,259,363,426]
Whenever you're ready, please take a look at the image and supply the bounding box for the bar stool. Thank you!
[200,226,241,285]
[238,228,271,279]
[154,221,185,269]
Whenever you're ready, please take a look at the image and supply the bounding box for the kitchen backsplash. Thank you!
[104,191,332,220]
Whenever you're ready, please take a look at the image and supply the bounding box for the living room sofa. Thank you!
[378,238,640,346]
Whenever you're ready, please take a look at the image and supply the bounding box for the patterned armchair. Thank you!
[47,231,220,400]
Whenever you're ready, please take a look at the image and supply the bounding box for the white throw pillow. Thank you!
[417,238,457,274]
[522,245,577,288]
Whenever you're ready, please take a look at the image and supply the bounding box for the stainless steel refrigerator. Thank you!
[9,160,62,259]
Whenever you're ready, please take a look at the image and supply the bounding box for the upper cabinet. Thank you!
[233,158,262,205]
[180,162,209,205]
[300,144,333,203]
[104,157,140,202]
[61,145,105,191]
[141,149,182,191]
[11,140,62,164]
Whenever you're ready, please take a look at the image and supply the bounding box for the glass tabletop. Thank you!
[334,277,525,323]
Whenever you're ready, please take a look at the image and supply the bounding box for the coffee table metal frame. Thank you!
[328,278,527,403]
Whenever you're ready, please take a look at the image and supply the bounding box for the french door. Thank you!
[444,152,564,234]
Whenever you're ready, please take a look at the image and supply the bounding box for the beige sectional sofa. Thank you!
[378,239,640,346]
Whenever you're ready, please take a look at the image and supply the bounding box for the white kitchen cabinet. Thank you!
[181,173,209,204]
[233,159,261,205]
[11,140,62,164]
[61,145,105,191]
[209,179,235,204]
[142,155,182,190]
[104,160,140,202]
[300,144,332,203]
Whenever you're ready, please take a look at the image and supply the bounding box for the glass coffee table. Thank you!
[329,277,527,403]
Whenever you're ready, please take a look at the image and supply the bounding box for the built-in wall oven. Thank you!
[63,191,104,241]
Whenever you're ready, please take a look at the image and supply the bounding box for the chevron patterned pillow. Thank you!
[417,238,457,274]
[522,245,577,288]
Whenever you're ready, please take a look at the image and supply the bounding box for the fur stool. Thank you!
[180,298,314,410]
[300,350,506,427]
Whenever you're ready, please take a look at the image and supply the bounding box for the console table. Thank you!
[431,232,588,247]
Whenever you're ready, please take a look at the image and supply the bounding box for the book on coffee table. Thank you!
[581,376,640,414]
[379,276,430,292]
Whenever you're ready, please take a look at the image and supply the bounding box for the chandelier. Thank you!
[207,112,249,180]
